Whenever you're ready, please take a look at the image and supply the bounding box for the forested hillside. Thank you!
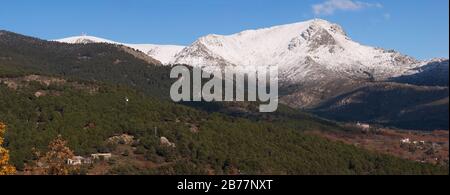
[0,30,173,99]
[0,30,448,175]
[0,74,447,174]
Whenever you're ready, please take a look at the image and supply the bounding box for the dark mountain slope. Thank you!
[0,30,173,99]
[312,82,449,130]
[391,59,449,87]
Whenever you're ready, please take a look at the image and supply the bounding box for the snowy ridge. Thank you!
[56,35,119,44]
[55,19,445,84]
[125,44,185,65]
[55,36,185,65]
[173,19,425,83]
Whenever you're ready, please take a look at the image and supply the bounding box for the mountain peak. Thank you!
[54,19,429,84]
[173,19,423,83]
[301,19,348,38]
[55,35,117,44]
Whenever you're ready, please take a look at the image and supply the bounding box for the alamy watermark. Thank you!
[170,65,279,112]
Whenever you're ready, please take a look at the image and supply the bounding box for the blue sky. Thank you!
[0,0,448,60]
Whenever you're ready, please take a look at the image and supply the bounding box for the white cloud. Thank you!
[383,13,391,20]
[313,0,383,16]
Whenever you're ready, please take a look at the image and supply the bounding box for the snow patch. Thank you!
[55,35,185,65]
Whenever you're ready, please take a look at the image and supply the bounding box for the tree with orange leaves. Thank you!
[27,135,77,175]
[0,122,16,175]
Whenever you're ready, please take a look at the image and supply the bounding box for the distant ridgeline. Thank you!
[0,30,173,99]
[0,30,448,174]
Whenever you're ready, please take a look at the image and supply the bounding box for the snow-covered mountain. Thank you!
[55,36,185,65]
[173,19,425,83]
[56,19,444,85]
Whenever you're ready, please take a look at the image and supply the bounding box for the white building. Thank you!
[67,156,92,166]
[356,122,371,130]
[91,153,112,160]
[401,138,411,144]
